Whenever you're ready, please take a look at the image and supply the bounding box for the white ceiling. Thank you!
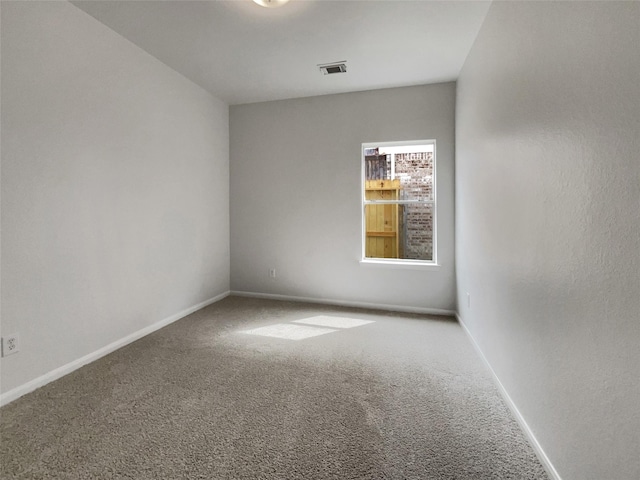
[71,0,492,105]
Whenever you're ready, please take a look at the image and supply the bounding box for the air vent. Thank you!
[318,61,347,75]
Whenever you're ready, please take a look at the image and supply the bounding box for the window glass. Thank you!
[362,141,435,263]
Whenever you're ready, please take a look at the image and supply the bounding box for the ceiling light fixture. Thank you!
[253,0,291,8]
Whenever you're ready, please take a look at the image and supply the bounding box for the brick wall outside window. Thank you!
[395,152,434,261]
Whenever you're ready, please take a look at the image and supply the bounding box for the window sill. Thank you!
[359,259,440,270]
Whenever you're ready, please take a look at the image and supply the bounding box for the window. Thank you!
[361,140,436,265]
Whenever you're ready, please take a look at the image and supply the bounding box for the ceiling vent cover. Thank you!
[318,62,347,75]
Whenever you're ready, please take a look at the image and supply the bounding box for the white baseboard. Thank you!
[0,291,230,407]
[456,313,562,480]
[231,290,455,317]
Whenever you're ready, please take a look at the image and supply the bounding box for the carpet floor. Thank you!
[0,296,548,479]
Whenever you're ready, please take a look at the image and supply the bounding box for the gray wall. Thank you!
[1,2,230,395]
[230,84,455,312]
[456,2,640,479]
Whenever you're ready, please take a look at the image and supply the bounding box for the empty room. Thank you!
[1,1,638,479]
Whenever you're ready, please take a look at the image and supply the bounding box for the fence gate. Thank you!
[365,179,402,258]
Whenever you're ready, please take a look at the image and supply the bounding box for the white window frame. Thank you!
[360,139,438,268]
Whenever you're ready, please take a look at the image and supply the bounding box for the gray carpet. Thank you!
[0,296,548,479]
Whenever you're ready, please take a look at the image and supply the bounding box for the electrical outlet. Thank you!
[269,268,276,279]
[1,333,20,357]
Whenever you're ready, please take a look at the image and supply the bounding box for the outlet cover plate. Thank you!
[1,333,20,357]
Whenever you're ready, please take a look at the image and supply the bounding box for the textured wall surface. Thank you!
[395,152,434,260]
[456,2,640,479]
[230,84,455,311]
[1,2,229,394]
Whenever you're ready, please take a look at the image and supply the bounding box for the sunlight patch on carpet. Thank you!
[240,323,337,340]
[293,316,375,329]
